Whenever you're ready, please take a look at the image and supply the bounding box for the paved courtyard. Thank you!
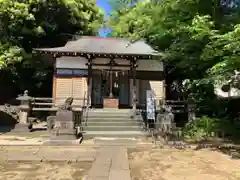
[0,146,96,180]
[0,146,131,180]
[0,132,240,180]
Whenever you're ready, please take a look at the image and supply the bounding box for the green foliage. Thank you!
[107,0,240,118]
[183,115,240,141]
[183,116,220,141]
[0,0,104,69]
[106,0,240,137]
[0,43,25,69]
[107,0,240,80]
[0,0,103,97]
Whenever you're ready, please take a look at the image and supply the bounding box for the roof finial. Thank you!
[125,39,138,48]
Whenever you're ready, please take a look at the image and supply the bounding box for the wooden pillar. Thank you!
[109,60,113,97]
[52,59,56,103]
[131,58,137,115]
[86,56,92,106]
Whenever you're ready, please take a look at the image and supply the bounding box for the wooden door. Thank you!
[119,73,130,108]
[91,70,103,108]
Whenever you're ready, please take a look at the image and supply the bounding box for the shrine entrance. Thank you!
[91,69,130,108]
[34,36,164,115]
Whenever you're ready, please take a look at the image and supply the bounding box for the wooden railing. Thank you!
[137,99,192,113]
[30,97,85,112]
[25,97,85,125]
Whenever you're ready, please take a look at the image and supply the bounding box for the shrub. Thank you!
[183,116,219,141]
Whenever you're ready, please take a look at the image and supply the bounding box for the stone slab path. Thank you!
[87,147,131,180]
[0,146,132,180]
[0,146,97,162]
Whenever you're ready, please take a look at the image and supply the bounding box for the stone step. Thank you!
[89,108,131,112]
[84,125,141,131]
[92,138,151,146]
[86,121,141,126]
[84,131,146,138]
[86,117,141,122]
[86,114,132,118]
[86,116,132,120]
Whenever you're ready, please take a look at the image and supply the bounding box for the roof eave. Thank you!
[33,48,164,60]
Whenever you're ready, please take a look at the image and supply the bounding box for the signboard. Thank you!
[146,90,155,120]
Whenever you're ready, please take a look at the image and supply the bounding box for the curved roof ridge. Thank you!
[73,35,146,42]
[33,36,163,57]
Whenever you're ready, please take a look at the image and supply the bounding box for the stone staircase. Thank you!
[83,108,146,139]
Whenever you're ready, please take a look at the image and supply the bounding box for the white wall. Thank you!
[56,57,163,71]
[137,60,163,71]
[56,57,87,69]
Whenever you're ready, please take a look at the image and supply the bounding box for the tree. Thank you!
[0,0,104,99]
[107,0,240,119]
[107,0,240,84]
[0,0,104,68]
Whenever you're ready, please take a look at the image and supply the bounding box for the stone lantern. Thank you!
[188,103,197,122]
[16,90,32,124]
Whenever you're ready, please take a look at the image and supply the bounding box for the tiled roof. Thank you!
[34,36,162,56]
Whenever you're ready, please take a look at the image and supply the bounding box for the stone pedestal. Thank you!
[104,98,119,108]
[18,111,28,124]
[55,111,74,134]
[48,111,77,144]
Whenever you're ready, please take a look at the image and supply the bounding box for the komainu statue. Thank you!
[161,105,175,133]
[54,97,74,136]
[155,104,175,142]
[59,97,74,111]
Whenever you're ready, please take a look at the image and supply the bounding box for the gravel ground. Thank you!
[0,161,91,180]
[128,147,240,180]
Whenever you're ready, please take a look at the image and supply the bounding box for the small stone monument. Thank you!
[188,103,196,122]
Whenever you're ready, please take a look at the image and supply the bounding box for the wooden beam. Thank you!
[86,57,93,106]
[36,50,153,60]
[91,63,132,67]
[52,60,56,103]
[131,58,137,115]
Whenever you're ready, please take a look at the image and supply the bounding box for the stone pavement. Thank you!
[0,146,132,180]
[0,146,97,162]
[87,147,131,180]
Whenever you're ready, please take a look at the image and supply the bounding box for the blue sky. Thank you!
[96,0,111,37]
[96,0,111,14]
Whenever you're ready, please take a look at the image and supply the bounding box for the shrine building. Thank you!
[34,36,165,109]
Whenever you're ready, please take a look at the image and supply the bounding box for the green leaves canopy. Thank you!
[107,0,240,82]
[0,0,104,68]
